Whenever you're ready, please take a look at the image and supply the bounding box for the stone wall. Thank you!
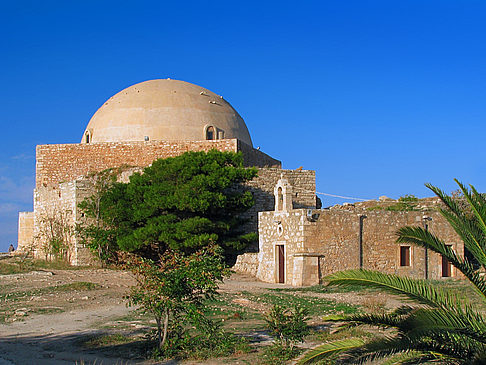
[17,212,34,253]
[257,207,463,286]
[358,210,462,279]
[36,139,281,188]
[33,182,77,263]
[240,168,316,240]
[237,140,281,169]
[32,180,99,266]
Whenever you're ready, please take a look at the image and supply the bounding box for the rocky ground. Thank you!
[0,259,408,365]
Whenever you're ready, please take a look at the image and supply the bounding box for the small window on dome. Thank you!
[85,132,90,144]
[206,126,215,140]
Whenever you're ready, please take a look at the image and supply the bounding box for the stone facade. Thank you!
[255,178,463,286]
[36,139,280,188]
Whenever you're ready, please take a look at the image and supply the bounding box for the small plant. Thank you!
[186,320,251,359]
[37,210,73,261]
[265,304,310,351]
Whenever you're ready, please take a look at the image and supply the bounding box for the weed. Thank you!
[0,282,99,303]
[0,257,89,275]
[270,283,377,294]
[260,343,303,364]
[82,333,133,348]
[247,292,359,316]
[31,307,64,315]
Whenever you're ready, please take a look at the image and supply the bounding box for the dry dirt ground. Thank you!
[0,262,405,365]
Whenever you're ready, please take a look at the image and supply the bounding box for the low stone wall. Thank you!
[233,252,259,277]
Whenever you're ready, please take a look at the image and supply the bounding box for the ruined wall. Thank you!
[17,212,34,253]
[33,182,77,263]
[32,179,100,266]
[233,252,259,277]
[36,139,280,188]
[72,179,99,266]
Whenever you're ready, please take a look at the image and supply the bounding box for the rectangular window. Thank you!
[400,246,411,267]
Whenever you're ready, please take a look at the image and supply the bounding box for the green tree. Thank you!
[300,180,486,364]
[78,150,258,260]
[126,244,230,353]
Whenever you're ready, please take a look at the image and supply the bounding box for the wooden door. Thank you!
[442,255,452,277]
[277,245,285,283]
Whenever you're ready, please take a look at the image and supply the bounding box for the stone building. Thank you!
[233,176,464,286]
[17,79,316,264]
[17,78,464,283]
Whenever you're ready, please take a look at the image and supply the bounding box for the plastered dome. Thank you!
[82,79,252,146]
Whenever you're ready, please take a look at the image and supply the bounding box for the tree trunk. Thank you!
[155,316,162,350]
[161,309,169,347]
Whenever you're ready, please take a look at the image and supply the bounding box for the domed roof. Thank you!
[82,79,252,146]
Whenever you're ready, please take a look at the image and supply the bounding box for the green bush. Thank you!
[265,304,310,350]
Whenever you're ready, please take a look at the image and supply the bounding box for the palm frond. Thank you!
[325,269,463,309]
[344,335,432,364]
[345,311,408,329]
[426,182,486,270]
[297,338,365,364]
[313,181,486,364]
[457,180,486,239]
[379,350,440,365]
[404,307,486,345]
[397,226,486,298]
[439,207,486,269]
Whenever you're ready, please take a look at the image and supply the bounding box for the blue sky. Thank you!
[0,1,485,251]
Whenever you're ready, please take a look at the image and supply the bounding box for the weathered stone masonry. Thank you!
[253,178,463,286]
[36,139,281,188]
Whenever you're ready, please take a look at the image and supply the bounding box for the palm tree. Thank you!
[299,180,486,364]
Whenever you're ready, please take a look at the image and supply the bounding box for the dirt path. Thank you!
[0,304,140,365]
[0,268,147,364]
